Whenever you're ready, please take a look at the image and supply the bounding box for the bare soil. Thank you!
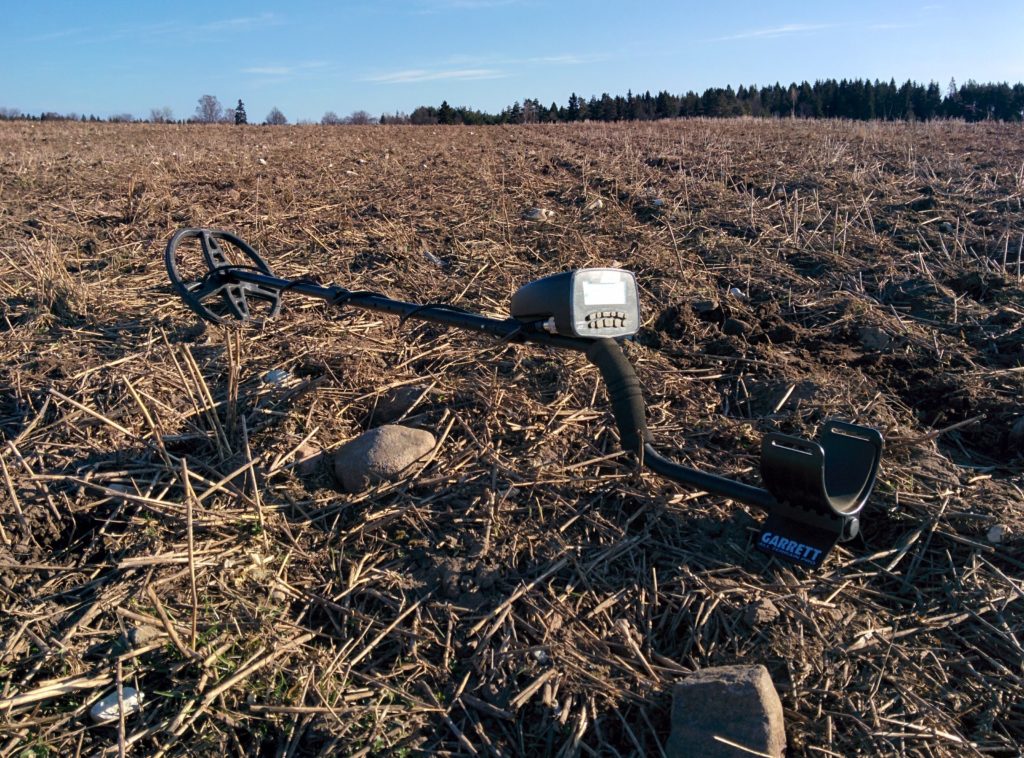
[0,119,1022,756]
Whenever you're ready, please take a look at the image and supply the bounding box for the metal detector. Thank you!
[165,228,883,569]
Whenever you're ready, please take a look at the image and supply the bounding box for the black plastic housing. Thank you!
[510,269,639,338]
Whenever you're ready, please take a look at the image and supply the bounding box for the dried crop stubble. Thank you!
[0,119,1021,755]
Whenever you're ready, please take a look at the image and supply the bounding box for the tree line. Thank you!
[2,78,1022,125]
[399,78,1024,125]
[0,97,286,126]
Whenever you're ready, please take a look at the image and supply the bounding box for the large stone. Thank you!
[332,425,436,492]
[666,665,785,758]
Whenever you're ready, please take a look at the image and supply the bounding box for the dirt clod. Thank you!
[745,598,781,626]
[858,325,892,351]
[722,317,751,337]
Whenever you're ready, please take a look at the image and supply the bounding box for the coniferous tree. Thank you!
[235,100,247,125]
[566,93,580,121]
[924,82,942,119]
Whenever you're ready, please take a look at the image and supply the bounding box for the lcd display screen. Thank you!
[581,280,627,305]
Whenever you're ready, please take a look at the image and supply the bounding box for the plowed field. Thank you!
[1,119,1022,755]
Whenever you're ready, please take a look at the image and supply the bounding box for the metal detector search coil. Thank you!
[165,228,884,570]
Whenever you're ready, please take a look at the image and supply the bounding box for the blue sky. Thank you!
[2,1,1023,121]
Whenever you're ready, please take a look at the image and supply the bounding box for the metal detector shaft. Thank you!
[228,269,589,351]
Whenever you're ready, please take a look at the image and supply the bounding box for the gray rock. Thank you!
[371,385,429,425]
[263,368,291,385]
[665,665,785,758]
[987,524,1008,544]
[523,207,555,221]
[333,425,436,492]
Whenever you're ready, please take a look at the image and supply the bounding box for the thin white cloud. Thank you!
[711,23,836,42]
[363,50,604,84]
[417,0,521,10]
[869,22,923,30]
[242,66,293,76]
[25,27,89,43]
[445,0,519,7]
[200,12,281,33]
[404,51,605,69]
[34,13,281,46]
[523,53,603,65]
[366,68,507,83]
[241,61,328,77]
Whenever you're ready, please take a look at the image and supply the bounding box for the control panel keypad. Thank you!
[584,310,628,330]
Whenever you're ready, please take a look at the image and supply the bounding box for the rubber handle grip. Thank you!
[585,339,654,454]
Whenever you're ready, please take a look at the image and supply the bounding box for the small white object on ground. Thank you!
[987,524,1007,544]
[263,368,290,385]
[90,687,143,723]
[423,250,446,268]
[728,286,748,300]
[523,207,555,220]
[106,484,132,503]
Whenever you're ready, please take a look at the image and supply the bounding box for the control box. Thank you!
[510,269,639,339]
